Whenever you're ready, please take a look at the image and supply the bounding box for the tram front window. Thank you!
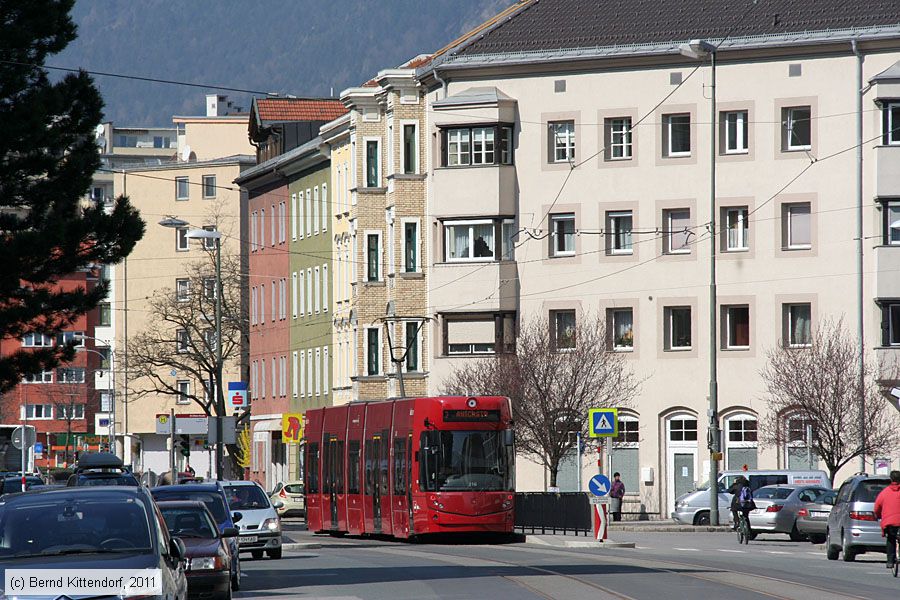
[421,430,514,492]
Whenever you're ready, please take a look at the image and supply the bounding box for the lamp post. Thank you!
[159,217,225,480]
[680,39,720,526]
[73,339,116,456]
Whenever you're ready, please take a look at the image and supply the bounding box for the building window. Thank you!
[445,220,495,262]
[607,118,633,159]
[447,128,470,166]
[202,175,216,198]
[22,333,53,347]
[472,127,495,164]
[785,303,812,347]
[445,318,495,355]
[723,305,750,349]
[664,114,691,157]
[403,221,418,272]
[23,404,53,419]
[405,321,420,372]
[321,184,328,232]
[783,106,811,150]
[176,176,189,200]
[783,202,811,249]
[551,310,576,350]
[312,188,319,236]
[366,233,380,281]
[883,200,900,245]
[500,126,513,164]
[444,125,512,167]
[787,416,818,469]
[610,308,634,351]
[607,211,633,254]
[550,213,575,257]
[723,110,749,154]
[176,329,189,353]
[57,368,85,383]
[199,225,215,250]
[176,227,189,251]
[665,306,692,350]
[100,391,112,412]
[177,380,191,404]
[550,120,575,163]
[402,123,417,173]
[23,370,53,384]
[366,328,380,376]
[724,207,749,251]
[365,140,380,188]
[202,276,217,300]
[56,404,85,420]
[668,418,698,441]
[176,278,190,301]
[882,303,900,347]
[884,102,900,146]
[98,302,111,327]
[58,332,84,347]
[664,209,691,254]
[726,415,758,470]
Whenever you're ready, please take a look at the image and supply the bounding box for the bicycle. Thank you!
[736,511,751,545]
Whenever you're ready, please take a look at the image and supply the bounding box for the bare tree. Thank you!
[759,319,900,483]
[127,250,243,417]
[443,314,639,488]
[46,380,88,466]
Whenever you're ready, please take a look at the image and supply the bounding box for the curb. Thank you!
[525,536,635,549]
[282,542,322,550]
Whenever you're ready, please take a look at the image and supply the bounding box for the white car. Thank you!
[224,480,283,559]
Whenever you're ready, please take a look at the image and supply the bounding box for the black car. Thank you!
[0,486,187,600]
[158,501,238,600]
[0,476,44,496]
[67,452,139,486]
[151,483,242,591]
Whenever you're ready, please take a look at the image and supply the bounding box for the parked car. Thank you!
[270,481,305,517]
[150,482,242,591]
[0,475,44,496]
[672,469,831,526]
[826,474,890,561]
[796,489,836,544]
[224,481,283,559]
[158,500,238,600]
[0,486,187,599]
[67,452,139,486]
[746,484,831,540]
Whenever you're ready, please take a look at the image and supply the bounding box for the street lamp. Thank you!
[679,39,720,526]
[73,339,116,456]
[158,217,225,480]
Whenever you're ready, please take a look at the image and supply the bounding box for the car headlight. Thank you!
[189,557,217,571]
[261,517,281,532]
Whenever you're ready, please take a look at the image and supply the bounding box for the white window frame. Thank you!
[250,211,257,251]
[270,204,276,246]
[291,193,298,241]
[291,272,298,319]
[251,286,257,325]
[611,308,634,351]
[292,351,299,398]
[57,367,86,384]
[280,355,287,398]
[279,201,286,243]
[386,208,395,277]
[402,218,420,272]
[270,280,275,322]
[786,303,812,348]
[299,350,306,397]
[315,348,321,397]
[724,110,749,154]
[260,208,265,249]
[550,214,576,257]
[176,176,189,201]
[202,175,216,198]
[251,362,257,400]
[886,102,900,146]
[280,278,287,320]
[666,306,692,350]
[313,266,320,314]
[471,126,496,165]
[322,264,328,313]
[305,189,312,237]
[550,120,575,163]
[306,268,312,315]
[22,404,54,420]
[404,320,423,372]
[444,219,496,263]
[260,357,266,398]
[725,207,749,251]
[306,349,313,396]
[365,230,382,280]
[665,114,691,157]
[724,305,751,350]
[665,209,691,255]
[786,203,812,249]
[22,333,53,347]
[313,186,319,236]
[400,120,419,174]
[176,328,189,353]
[447,129,470,166]
[364,138,381,188]
[259,284,265,323]
[23,370,53,384]
[609,117,632,159]
[175,278,191,302]
[365,326,381,376]
[299,270,305,316]
[608,211,633,255]
[176,227,189,252]
[785,106,812,151]
[323,346,329,395]
[176,380,191,405]
[321,183,328,232]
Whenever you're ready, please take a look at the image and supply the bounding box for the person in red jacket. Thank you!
[874,470,900,568]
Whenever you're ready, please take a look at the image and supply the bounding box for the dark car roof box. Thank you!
[75,452,124,472]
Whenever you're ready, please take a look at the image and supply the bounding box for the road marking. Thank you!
[806,552,823,556]
[672,547,699,552]
[634,546,651,549]
[718,549,745,553]
[766,551,792,555]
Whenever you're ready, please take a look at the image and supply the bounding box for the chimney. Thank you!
[206,94,230,117]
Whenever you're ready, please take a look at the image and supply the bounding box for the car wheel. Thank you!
[267,548,282,559]
[251,550,264,560]
[841,530,856,562]
[825,529,840,560]
[694,511,710,526]
[219,585,232,600]
[789,522,805,542]
[809,534,826,545]
[231,557,241,591]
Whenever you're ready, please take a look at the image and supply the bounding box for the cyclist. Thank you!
[732,476,754,532]
[728,475,749,529]
[874,470,900,569]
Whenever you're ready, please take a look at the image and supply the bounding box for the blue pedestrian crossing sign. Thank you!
[588,408,618,438]
[589,474,612,497]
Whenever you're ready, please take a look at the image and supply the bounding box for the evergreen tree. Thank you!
[0,0,144,392]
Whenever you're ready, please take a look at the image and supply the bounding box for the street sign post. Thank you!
[156,414,208,435]
[282,413,303,444]
[227,382,248,411]
[588,408,618,438]
[207,416,236,445]
[12,426,36,450]
[588,473,611,497]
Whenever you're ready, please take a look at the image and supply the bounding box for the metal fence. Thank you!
[514,492,592,535]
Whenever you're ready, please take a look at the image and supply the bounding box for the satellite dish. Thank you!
[181,144,192,162]
[94,124,105,138]
[170,369,178,377]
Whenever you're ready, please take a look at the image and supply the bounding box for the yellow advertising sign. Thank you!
[282,413,303,444]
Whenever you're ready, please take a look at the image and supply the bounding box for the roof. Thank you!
[449,0,900,58]
[433,86,515,108]
[254,98,346,123]
[151,482,223,493]
[872,59,900,82]
[234,135,325,185]
[120,154,255,173]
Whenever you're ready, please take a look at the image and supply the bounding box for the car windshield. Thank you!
[755,487,794,500]
[160,507,218,539]
[2,478,43,494]
[820,491,837,504]
[0,497,153,558]
[853,480,889,502]
[284,484,304,495]
[78,475,137,486]
[420,430,514,492]
[152,491,228,523]
[224,485,269,510]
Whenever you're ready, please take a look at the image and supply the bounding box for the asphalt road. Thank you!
[233,525,898,599]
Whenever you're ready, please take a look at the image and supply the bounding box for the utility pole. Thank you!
[169,409,176,483]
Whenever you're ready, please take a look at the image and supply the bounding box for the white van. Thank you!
[671,470,831,525]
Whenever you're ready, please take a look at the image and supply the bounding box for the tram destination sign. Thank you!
[443,409,501,422]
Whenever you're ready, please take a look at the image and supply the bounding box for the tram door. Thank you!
[325,437,342,530]
[366,436,382,533]
[391,435,411,537]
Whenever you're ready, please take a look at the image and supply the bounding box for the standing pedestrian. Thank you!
[610,472,625,522]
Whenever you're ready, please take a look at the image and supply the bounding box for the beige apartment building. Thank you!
[342,60,430,401]
[418,1,900,517]
[113,96,254,477]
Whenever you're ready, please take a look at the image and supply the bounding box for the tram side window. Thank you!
[348,441,361,494]
[307,443,319,494]
[335,441,345,494]
[322,440,332,495]
[364,440,374,496]
[393,438,407,495]
[380,431,390,497]
[420,432,437,489]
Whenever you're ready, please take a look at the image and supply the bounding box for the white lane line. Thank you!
[766,551,792,555]
[673,547,699,552]
[718,549,745,553]
[634,546,651,549]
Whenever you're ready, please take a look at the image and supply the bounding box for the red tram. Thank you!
[304,396,515,538]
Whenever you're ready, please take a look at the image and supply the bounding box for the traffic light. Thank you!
[178,435,190,458]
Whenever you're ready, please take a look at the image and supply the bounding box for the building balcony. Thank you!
[432,165,516,217]
[876,145,900,198]
[430,260,518,312]
[875,245,900,299]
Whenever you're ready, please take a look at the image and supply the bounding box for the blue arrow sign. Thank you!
[588,408,618,438]
[589,474,612,497]
[33,442,43,454]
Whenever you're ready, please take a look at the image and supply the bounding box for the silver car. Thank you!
[826,475,890,562]
[224,481,284,560]
[748,484,831,540]
[796,489,836,544]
